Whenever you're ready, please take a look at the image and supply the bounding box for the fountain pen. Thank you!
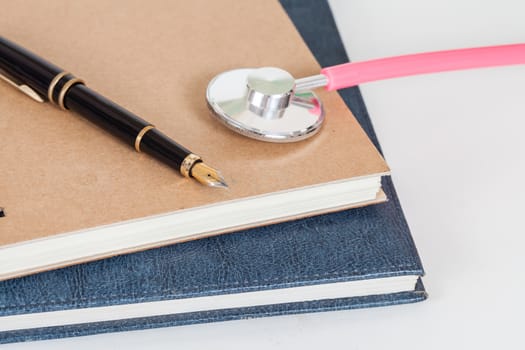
[0,36,227,188]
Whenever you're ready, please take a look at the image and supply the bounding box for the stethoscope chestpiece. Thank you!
[206,67,324,143]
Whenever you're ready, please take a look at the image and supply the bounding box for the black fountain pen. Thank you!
[0,36,227,188]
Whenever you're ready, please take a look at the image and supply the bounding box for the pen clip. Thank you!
[0,68,44,103]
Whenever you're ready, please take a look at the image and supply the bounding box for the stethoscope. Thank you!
[206,44,525,142]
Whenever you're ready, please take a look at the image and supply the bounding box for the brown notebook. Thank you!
[0,0,389,280]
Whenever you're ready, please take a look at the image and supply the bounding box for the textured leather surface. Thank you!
[0,0,425,343]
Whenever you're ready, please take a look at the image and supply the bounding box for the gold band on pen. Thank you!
[134,125,156,153]
[48,71,86,109]
[47,71,69,103]
[180,153,201,178]
[58,77,85,110]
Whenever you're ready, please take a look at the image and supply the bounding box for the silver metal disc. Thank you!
[206,68,324,142]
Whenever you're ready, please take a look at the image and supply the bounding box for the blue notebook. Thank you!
[0,0,426,343]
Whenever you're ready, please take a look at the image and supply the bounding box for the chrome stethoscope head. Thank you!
[206,67,327,143]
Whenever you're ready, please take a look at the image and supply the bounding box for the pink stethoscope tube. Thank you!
[320,44,525,91]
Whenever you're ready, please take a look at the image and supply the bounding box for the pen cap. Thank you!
[0,36,62,100]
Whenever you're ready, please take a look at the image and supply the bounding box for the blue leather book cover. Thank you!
[0,0,425,343]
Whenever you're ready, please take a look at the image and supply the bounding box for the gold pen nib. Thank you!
[191,162,228,188]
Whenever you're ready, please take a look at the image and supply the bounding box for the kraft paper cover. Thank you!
[0,0,388,247]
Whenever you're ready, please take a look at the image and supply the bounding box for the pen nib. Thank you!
[191,162,228,188]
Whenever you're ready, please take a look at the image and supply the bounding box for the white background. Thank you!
[5,1,525,348]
